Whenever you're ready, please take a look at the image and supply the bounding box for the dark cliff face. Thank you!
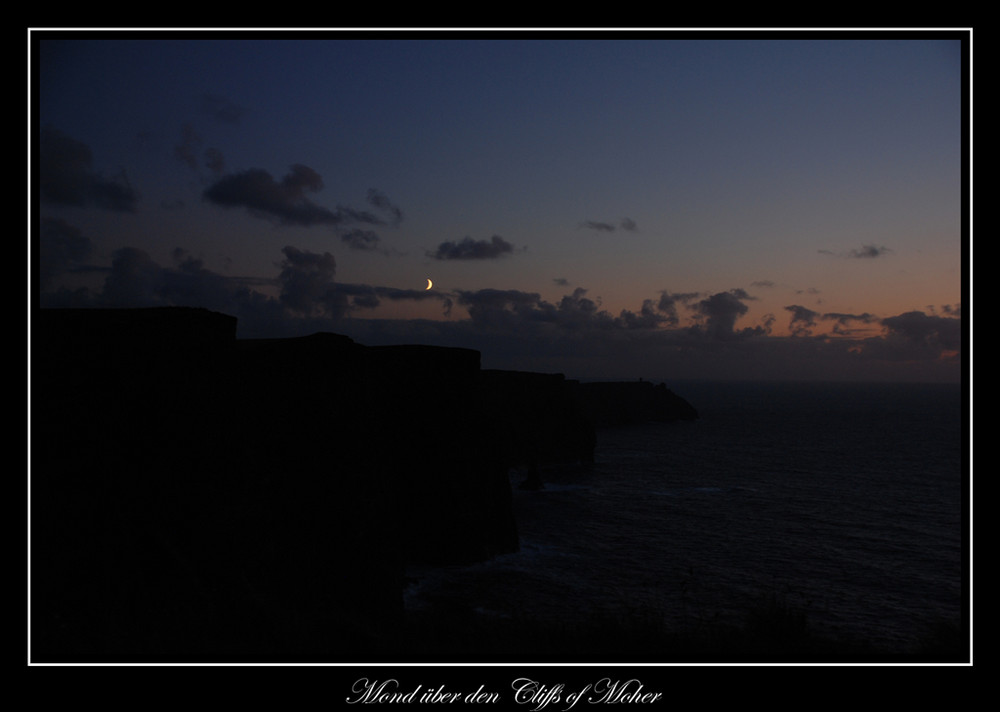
[31,308,520,660]
[480,369,597,467]
[31,307,698,661]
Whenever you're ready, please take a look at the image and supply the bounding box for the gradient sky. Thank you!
[33,30,967,382]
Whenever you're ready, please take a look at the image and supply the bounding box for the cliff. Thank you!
[31,307,696,661]
[480,369,597,467]
[32,308,517,660]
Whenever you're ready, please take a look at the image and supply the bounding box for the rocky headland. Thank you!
[31,307,697,661]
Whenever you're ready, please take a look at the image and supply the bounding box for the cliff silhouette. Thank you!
[31,306,697,661]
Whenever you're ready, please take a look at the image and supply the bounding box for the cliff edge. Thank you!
[31,307,696,661]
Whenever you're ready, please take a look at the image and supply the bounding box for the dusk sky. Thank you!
[33,31,967,382]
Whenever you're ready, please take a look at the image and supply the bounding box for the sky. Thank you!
[32,30,967,382]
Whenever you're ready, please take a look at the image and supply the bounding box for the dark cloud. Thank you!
[277,245,344,317]
[97,247,163,307]
[844,310,962,369]
[175,123,226,176]
[429,235,517,260]
[300,282,451,318]
[454,288,547,328]
[200,94,248,124]
[819,245,892,259]
[203,165,385,228]
[449,287,608,332]
[38,237,454,325]
[553,278,570,287]
[850,245,892,259]
[927,303,962,319]
[204,147,226,175]
[880,311,961,352]
[821,311,878,335]
[692,290,752,338]
[784,304,820,336]
[37,238,961,382]
[373,285,445,303]
[340,229,384,252]
[556,289,617,331]
[823,311,877,323]
[618,299,670,329]
[366,189,403,226]
[452,287,682,334]
[39,127,139,212]
[580,220,616,232]
[174,123,201,170]
[580,217,638,233]
[276,246,454,317]
[39,218,94,289]
[334,204,384,225]
[96,246,259,314]
[654,290,700,327]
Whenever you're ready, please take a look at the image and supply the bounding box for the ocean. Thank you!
[402,380,967,661]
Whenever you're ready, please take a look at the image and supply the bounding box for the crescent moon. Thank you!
[425,278,433,290]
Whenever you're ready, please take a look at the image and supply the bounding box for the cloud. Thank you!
[276,246,459,317]
[37,239,961,382]
[581,220,616,232]
[452,287,688,334]
[204,148,226,175]
[94,246,263,314]
[556,289,617,331]
[276,245,343,317]
[784,304,820,336]
[203,165,384,228]
[618,299,670,329]
[429,235,517,260]
[850,245,892,259]
[654,290,700,327]
[39,127,139,212]
[174,123,201,170]
[692,290,752,338]
[880,311,962,352]
[39,238,456,332]
[929,303,962,319]
[821,311,879,336]
[454,288,547,328]
[39,218,94,289]
[580,217,639,233]
[340,229,384,252]
[449,287,615,332]
[819,245,893,259]
[366,189,403,226]
[98,247,167,307]
[200,94,248,125]
[175,123,227,176]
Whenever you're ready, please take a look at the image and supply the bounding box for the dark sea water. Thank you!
[403,380,966,659]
